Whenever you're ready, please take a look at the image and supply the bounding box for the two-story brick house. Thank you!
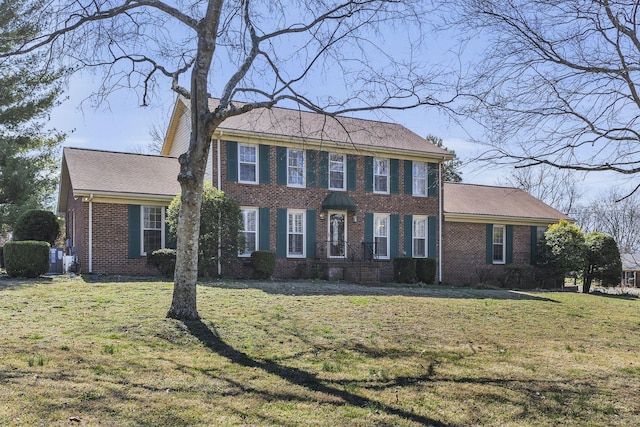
[58,97,452,281]
[162,98,452,281]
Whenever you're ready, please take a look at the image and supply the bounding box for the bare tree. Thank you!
[573,190,640,254]
[498,167,583,216]
[447,0,640,186]
[2,0,453,320]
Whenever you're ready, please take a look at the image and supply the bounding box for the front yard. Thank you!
[1,276,638,426]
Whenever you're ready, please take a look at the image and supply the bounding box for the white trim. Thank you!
[238,143,259,184]
[373,157,390,194]
[327,210,348,259]
[141,206,165,256]
[328,152,347,191]
[287,148,306,188]
[239,207,259,257]
[373,213,390,259]
[287,209,306,258]
[492,224,506,264]
[88,196,93,273]
[412,215,428,258]
[438,162,443,283]
[412,161,427,197]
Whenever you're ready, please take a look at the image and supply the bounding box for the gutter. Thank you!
[88,193,94,273]
[438,162,443,284]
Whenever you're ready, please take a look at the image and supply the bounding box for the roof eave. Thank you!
[212,128,453,161]
[444,212,572,226]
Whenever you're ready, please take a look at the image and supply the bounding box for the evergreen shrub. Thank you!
[393,257,416,284]
[251,251,276,279]
[147,248,177,277]
[4,241,50,278]
[13,210,60,245]
[416,258,437,284]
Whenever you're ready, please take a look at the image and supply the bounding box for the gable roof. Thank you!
[163,97,453,160]
[443,182,571,225]
[58,147,180,212]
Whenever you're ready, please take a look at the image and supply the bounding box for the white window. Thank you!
[239,144,258,183]
[287,210,306,257]
[493,225,505,264]
[413,162,427,196]
[239,208,258,257]
[329,152,346,190]
[413,216,427,258]
[142,206,164,256]
[374,214,389,259]
[287,148,305,187]
[374,158,389,193]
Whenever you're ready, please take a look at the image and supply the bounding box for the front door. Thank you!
[328,211,347,258]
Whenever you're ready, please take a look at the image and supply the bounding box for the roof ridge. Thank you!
[64,146,177,159]
[444,182,522,191]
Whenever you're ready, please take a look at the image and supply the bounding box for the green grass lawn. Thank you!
[1,276,639,426]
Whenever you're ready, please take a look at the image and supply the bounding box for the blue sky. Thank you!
[50,73,631,198]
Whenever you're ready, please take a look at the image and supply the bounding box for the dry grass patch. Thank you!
[1,276,639,426]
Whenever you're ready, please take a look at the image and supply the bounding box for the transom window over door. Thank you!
[287,148,305,187]
[493,225,505,264]
[287,210,306,257]
[413,162,427,196]
[142,206,164,256]
[374,158,389,193]
[413,216,427,258]
[374,214,389,259]
[329,153,346,190]
[239,144,257,183]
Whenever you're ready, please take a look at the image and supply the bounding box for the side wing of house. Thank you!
[58,148,180,275]
[442,183,571,287]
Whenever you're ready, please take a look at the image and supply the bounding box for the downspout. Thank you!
[438,162,443,284]
[88,193,94,273]
[217,133,222,276]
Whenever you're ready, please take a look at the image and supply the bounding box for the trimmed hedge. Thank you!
[416,258,437,284]
[393,257,416,284]
[4,241,50,278]
[251,251,276,279]
[13,210,60,246]
[147,248,177,277]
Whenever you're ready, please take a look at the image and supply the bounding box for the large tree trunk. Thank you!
[166,154,205,320]
[166,1,222,320]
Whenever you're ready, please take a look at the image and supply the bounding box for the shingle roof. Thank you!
[58,147,180,211]
[444,182,571,222]
[167,97,451,158]
[621,253,640,271]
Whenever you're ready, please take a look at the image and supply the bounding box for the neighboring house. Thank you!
[59,97,453,281]
[620,253,640,286]
[58,148,180,275]
[442,182,571,286]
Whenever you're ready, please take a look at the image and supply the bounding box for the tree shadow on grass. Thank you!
[183,319,454,427]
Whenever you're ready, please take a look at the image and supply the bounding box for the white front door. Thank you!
[328,211,347,258]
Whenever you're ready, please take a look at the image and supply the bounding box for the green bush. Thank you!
[251,251,276,279]
[147,248,177,277]
[416,258,437,284]
[4,241,50,278]
[393,257,416,284]
[13,210,60,246]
